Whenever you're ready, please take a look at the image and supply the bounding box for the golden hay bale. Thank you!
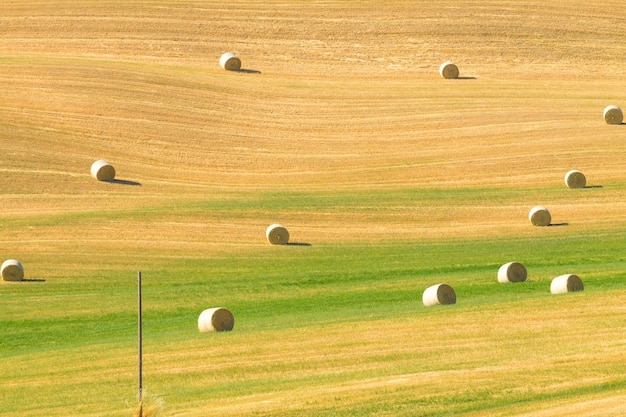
[266,224,290,245]
[528,206,551,226]
[603,105,623,125]
[422,283,456,306]
[1,259,24,281]
[219,52,241,71]
[198,307,234,333]
[564,170,586,189]
[497,262,527,283]
[439,61,459,79]
[550,274,584,294]
[90,159,116,181]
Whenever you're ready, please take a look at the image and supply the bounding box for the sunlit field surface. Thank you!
[1,1,625,416]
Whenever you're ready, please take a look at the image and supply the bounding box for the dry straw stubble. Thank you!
[1,2,625,417]
[550,274,584,294]
[133,391,164,417]
[422,283,457,306]
[497,262,527,283]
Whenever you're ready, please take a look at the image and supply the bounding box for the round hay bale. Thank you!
[422,283,456,306]
[90,160,115,181]
[550,274,584,294]
[219,52,241,71]
[1,259,24,281]
[266,224,290,245]
[198,307,234,333]
[528,206,551,226]
[497,261,527,283]
[564,170,586,189]
[439,61,459,79]
[603,105,623,125]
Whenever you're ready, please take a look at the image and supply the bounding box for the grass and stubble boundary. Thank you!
[1,1,626,416]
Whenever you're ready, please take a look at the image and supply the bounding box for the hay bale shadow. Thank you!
[583,185,603,189]
[548,223,569,227]
[105,179,142,186]
[16,279,46,282]
[236,69,261,74]
[287,242,312,247]
[457,76,476,80]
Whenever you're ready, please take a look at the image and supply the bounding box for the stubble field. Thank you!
[1,1,625,416]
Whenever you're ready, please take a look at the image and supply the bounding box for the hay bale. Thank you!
[266,224,290,245]
[603,105,623,125]
[1,259,24,281]
[564,170,586,189]
[439,61,459,79]
[528,206,551,226]
[219,52,241,71]
[90,160,116,181]
[422,283,456,306]
[497,261,527,283]
[198,307,234,333]
[550,274,584,294]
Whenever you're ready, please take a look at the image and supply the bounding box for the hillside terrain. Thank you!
[1,1,625,416]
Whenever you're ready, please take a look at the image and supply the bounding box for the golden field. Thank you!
[1,1,625,416]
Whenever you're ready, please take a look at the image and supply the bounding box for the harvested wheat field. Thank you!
[1,1,626,416]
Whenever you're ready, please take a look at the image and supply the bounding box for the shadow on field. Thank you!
[583,185,603,189]
[548,223,569,227]
[287,242,312,247]
[22,279,46,282]
[236,68,261,74]
[105,179,142,186]
[457,76,476,80]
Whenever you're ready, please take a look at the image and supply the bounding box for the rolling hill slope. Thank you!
[1,1,625,416]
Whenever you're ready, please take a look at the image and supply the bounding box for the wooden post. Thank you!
[138,271,143,415]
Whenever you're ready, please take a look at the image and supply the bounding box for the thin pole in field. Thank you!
[138,271,143,415]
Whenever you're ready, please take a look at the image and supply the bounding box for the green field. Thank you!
[1,1,626,416]
[2,188,625,416]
